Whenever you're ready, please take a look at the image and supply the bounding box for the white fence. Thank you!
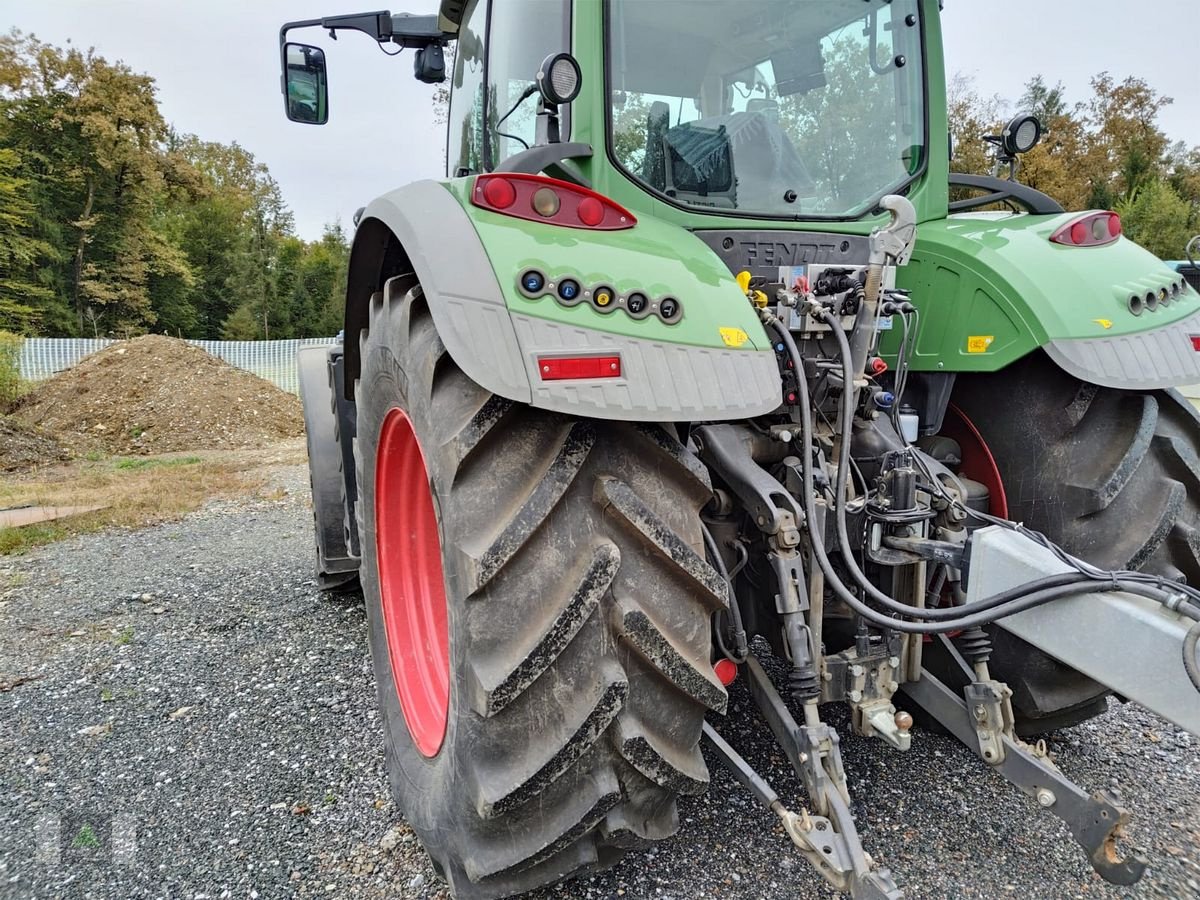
[19,337,338,395]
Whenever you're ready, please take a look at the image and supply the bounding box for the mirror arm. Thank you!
[281,11,453,48]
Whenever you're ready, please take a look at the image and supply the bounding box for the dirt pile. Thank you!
[0,416,71,472]
[12,335,304,455]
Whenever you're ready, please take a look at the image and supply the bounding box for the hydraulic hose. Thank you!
[768,316,1188,634]
[1185,620,1200,694]
[777,315,1090,621]
[703,524,749,662]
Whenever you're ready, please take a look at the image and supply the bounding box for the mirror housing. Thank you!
[283,42,329,124]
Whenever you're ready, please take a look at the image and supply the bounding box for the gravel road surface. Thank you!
[2,459,1197,899]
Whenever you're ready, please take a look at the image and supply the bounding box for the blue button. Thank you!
[558,279,580,301]
[522,271,545,293]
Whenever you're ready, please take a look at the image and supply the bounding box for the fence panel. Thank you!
[18,337,339,395]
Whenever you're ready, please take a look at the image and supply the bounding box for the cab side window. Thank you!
[486,0,569,167]
[447,0,487,176]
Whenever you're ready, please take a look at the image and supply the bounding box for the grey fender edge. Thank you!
[355,180,532,404]
[1044,306,1200,390]
[350,179,783,421]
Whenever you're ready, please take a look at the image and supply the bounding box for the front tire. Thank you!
[355,277,729,898]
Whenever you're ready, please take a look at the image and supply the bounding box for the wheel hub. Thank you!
[374,407,450,757]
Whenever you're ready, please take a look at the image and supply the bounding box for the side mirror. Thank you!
[283,42,328,125]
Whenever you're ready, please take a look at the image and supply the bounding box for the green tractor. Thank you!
[283,2,1200,897]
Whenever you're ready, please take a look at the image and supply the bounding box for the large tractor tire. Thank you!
[948,350,1200,733]
[354,277,729,898]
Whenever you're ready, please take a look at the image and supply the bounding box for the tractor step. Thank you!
[967,526,1200,735]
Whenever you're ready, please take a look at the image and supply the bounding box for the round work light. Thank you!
[536,53,582,106]
[1002,113,1043,156]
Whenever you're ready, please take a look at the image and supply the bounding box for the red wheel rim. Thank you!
[941,404,1009,519]
[374,408,450,757]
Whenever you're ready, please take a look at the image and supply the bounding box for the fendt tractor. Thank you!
[281,2,1200,897]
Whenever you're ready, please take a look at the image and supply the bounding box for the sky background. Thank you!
[2,0,1197,239]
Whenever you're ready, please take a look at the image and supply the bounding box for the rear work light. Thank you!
[1050,211,1122,247]
[472,173,636,231]
[537,355,621,381]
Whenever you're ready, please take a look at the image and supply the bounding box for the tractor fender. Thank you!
[297,345,359,587]
[892,212,1200,390]
[344,179,783,421]
[346,180,532,405]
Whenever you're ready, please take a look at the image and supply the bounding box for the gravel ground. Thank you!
[1,460,1198,900]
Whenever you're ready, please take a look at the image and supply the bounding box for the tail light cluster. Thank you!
[472,173,636,231]
[1050,211,1122,247]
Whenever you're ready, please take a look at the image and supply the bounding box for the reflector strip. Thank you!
[538,355,621,380]
[1190,335,1200,352]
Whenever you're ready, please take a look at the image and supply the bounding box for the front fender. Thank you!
[893,212,1200,389]
[347,179,782,421]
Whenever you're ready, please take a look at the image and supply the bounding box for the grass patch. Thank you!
[72,824,99,849]
[114,456,202,471]
[0,445,301,555]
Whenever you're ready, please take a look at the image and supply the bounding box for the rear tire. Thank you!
[355,277,729,898]
[950,351,1200,732]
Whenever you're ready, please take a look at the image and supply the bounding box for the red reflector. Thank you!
[538,355,621,380]
[482,176,516,209]
[1190,335,1200,352]
[713,658,738,686]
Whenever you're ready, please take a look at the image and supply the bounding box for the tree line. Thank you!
[951,72,1200,259]
[0,31,348,339]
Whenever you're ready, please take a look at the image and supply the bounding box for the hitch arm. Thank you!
[902,669,1147,886]
[740,656,903,899]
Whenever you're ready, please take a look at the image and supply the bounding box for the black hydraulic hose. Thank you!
[703,524,749,662]
[767,317,1189,634]
[777,316,1091,621]
[1185,621,1200,694]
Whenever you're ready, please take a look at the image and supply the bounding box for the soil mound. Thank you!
[13,335,303,454]
[0,416,71,472]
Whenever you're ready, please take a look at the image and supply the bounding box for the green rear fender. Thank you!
[890,212,1200,388]
[343,178,782,421]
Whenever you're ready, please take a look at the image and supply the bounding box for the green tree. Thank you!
[1116,179,1193,260]
[0,147,54,332]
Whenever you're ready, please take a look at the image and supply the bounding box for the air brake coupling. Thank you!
[865,195,918,303]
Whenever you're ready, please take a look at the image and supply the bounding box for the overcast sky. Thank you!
[3,0,1197,239]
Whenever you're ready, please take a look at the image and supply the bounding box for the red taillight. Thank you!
[472,174,636,230]
[537,355,622,381]
[481,176,516,209]
[1190,335,1200,352]
[1051,211,1122,248]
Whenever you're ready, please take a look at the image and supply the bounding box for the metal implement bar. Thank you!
[902,669,1147,885]
[742,657,902,899]
[967,526,1200,736]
